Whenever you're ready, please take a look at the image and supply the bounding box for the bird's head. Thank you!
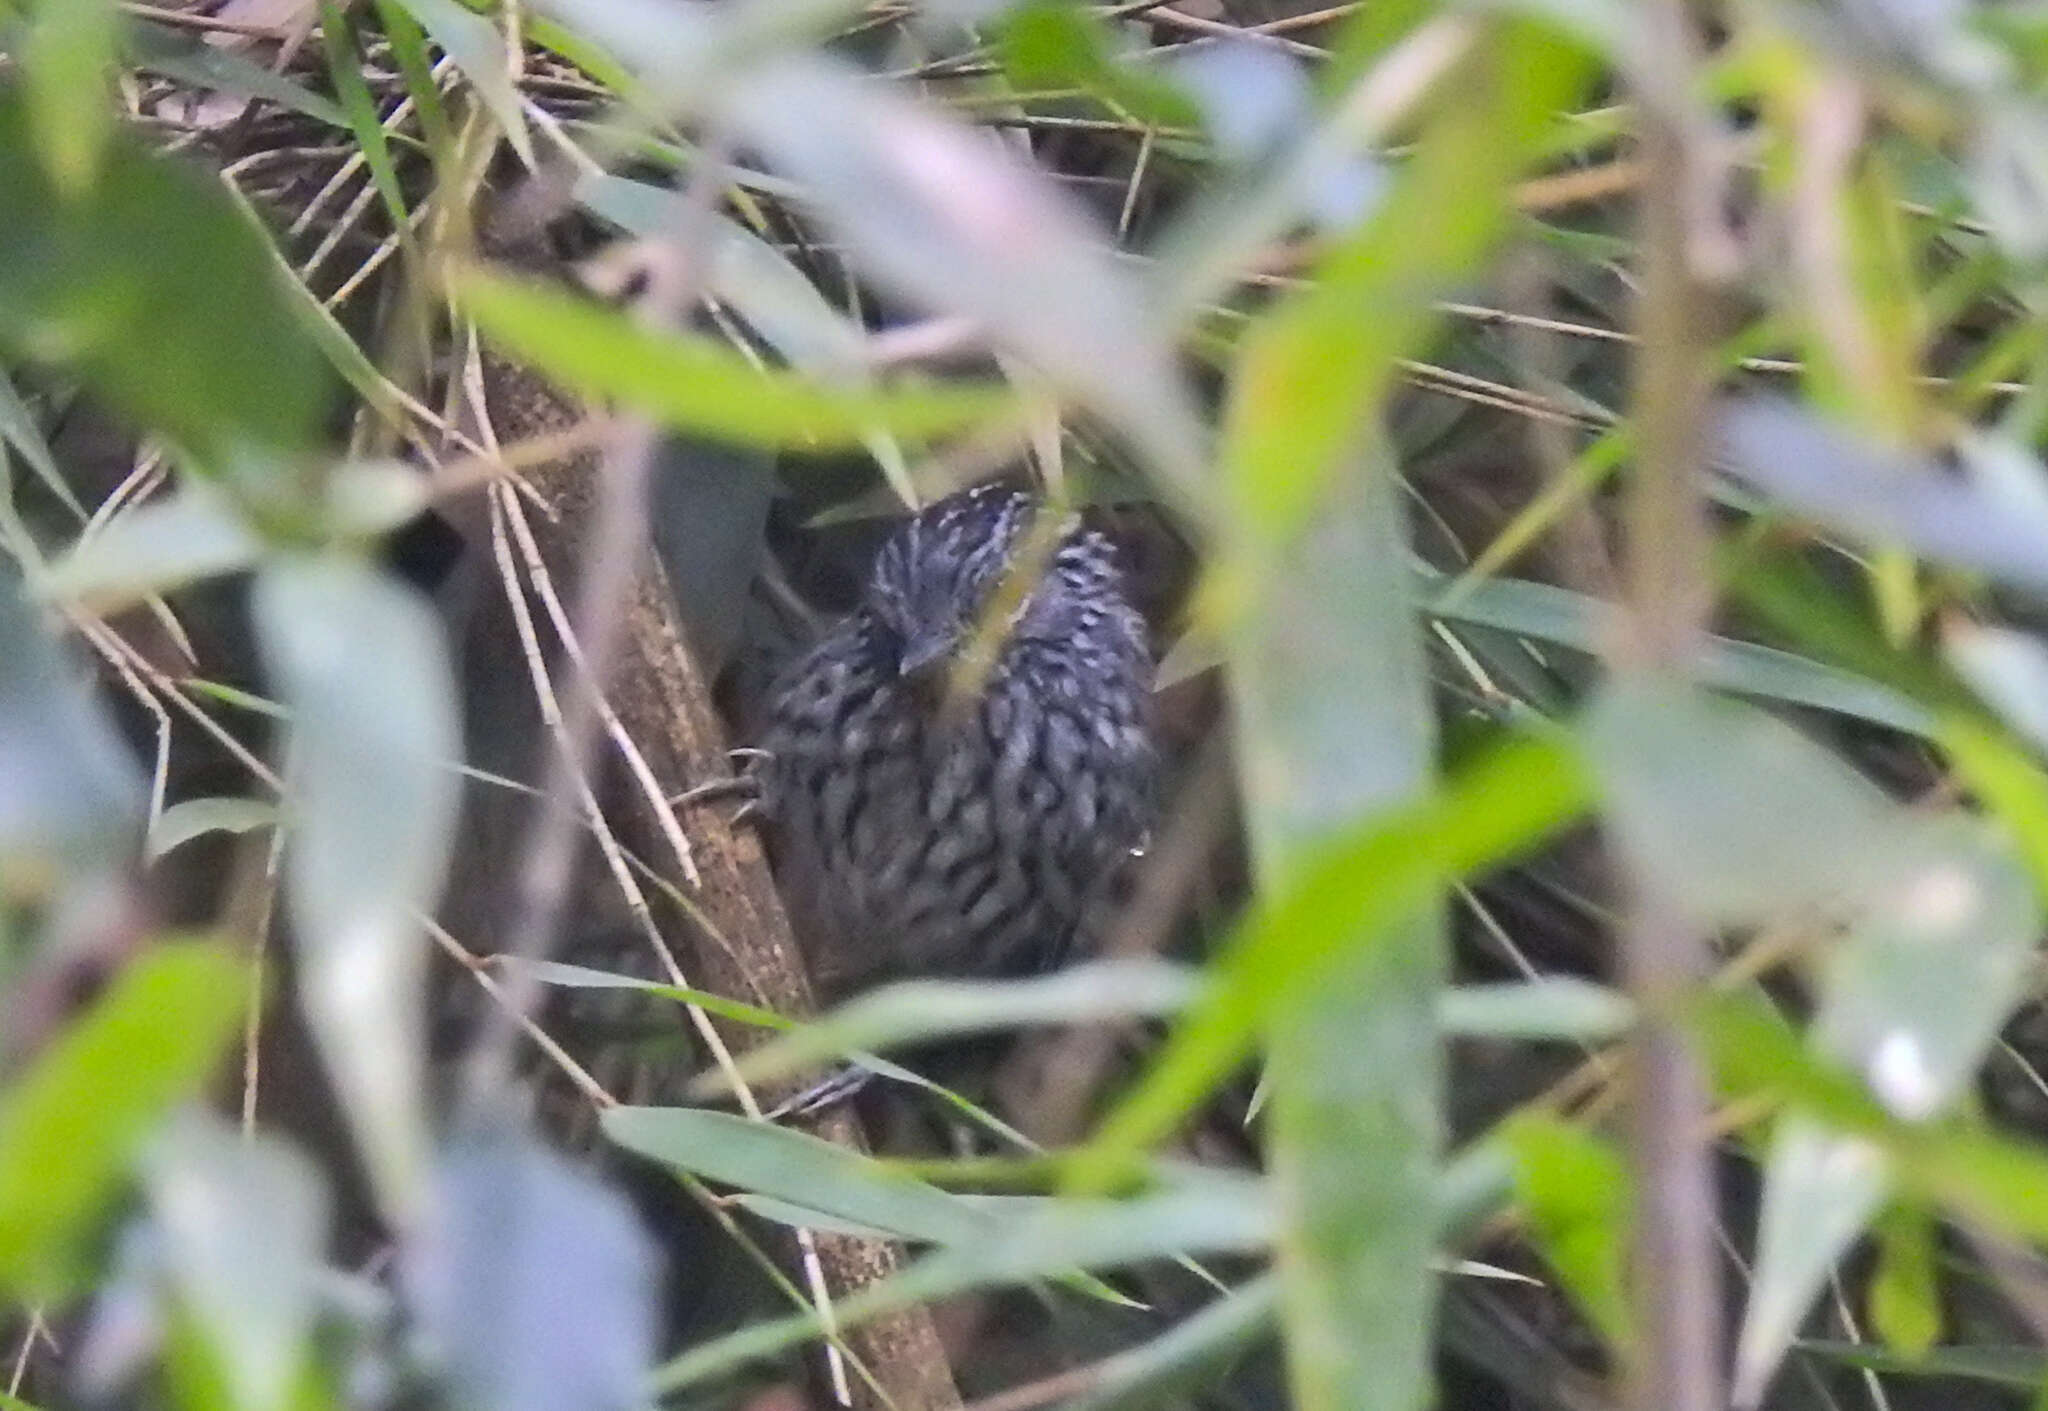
[864,486,1100,708]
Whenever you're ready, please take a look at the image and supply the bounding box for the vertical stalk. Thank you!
[1621,3,1725,1410]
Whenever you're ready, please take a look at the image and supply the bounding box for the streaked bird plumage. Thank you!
[761,485,1156,991]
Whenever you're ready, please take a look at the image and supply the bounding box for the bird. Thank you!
[759,484,1157,997]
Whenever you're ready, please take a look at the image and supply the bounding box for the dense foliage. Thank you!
[8,2,2048,1411]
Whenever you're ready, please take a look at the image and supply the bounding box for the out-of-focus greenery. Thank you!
[8,1,2048,1410]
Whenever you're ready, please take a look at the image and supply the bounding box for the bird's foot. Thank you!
[669,749,772,822]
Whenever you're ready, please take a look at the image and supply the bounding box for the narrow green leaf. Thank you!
[603,1106,993,1245]
[1438,979,1634,1042]
[1869,1204,1941,1359]
[455,269,1015,449]
[42,487,264,610]
[387,0,532,164]
[0,369,84,518]
[320,2,413,236]
[146,796,277,864]
[651,1175,1273,1393]
[1503,1114,1632,1350]
[1066,1275,1280,1411]
[22,0,119,196]
[706,960,1200,1093]
[1078,731,1593,1183]
[0,941,246,1298]
[1215,22,1595,556]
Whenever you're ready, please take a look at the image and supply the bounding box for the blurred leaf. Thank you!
[653,1173,1274,1393]
[1945,621,2048,755]
[1732,1118,1893,1406]
[1081,731,1592,1184]
[1429,569,1934,736]
[1808,817,2039,1122]
[253,555,459,1221]
[126,23,352,130]
[1437,979,1633,1041]
[1231,432,1440,1411]
[1168,568,1936,736]
[385,0,532,164]
[604,1106,995,1244]
[707,959,1200,1093]
[0,369,83,518]
[1716,401,2048,593]
[456,268,1015,449]
[0,575,143,878]
[1211,21,1594,558]
[1153,14,1461,320]
[22,0,119,195]
[1793,1338,2042,1388]
[146,1110,330,1411]
[580,180,915,505]
[0,941,245,1298]
[719,52,1206,488]
[1503,1114,1632,1350]
[1065,1275,1280,1411]
[146,797,276,864]
[1725,806,2039,1402]
[1869,1204,1941,1359]
[405,1121,658,1411]
[0,90,332,466]
[992,2,1200,131]
[319,2,412,236]
[1584,677,1905,925]
[42,487,264,611]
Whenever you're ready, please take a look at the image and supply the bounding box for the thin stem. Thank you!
[1619,1,1726,1408]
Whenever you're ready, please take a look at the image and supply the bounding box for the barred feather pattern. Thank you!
[762,486,1156,989]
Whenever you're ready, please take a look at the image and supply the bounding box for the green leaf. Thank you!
[1731,1117,1893,1406]
[651,1172,1273,1393]
[1428,568,1933,737]
[604,1106,995,1245]
[0,91,333,465]
[386,0,532,164]
[1065,1275,1279,1411]
[1213,21,1595,557]
[720,51,1205,486]
[42,486,264,611]
[407,1122,659,1411]
[253,556,459,1221]
[0,369,83,519]
[0,941,246,1298]
[319,2,413,237]
[455,269,1016,449]
[1503,1114,1632,1350]
[147,1110,331,1411]
[21,0,119,196]
[1437,979,1634,1042]
[706,960,1200,1094]
[1078,730,1592,1184]
[1232,431,1440,1411]
[1869,1204,1941,1359]
[146,797,277,864]
[125,25,352,131]
[1584,677,1905,925]
[992,2,1200,131]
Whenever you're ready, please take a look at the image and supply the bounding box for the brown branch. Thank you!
[459,345,961,1411]
[1616,2,1727,1409]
